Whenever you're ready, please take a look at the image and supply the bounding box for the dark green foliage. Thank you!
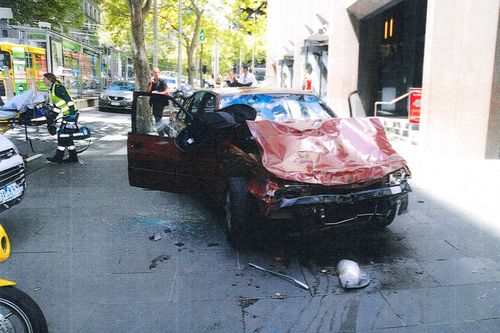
[0,0,84,29]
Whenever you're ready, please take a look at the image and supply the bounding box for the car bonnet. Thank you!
[246,117,408,186]
[106,89,133,98]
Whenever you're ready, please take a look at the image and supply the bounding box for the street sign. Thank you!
[0,8,13,20]
[199,29,205,42]
[408,87,422,124]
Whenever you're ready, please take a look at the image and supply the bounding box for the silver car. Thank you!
[99,81,135,113]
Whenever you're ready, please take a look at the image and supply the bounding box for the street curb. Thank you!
[25,153,44,162]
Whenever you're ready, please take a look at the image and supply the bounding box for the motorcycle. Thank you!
[0,224,48,332]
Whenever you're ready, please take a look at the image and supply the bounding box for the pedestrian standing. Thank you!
[147,68,170,136]
[302,70,312,91]
[238,65,257,86]
[225,71,239,87]
[43,72,79,163]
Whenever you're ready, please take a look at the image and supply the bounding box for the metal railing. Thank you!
[374,92,410,117]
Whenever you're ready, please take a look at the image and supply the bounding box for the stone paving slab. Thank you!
[421,257,500,286]
[380,283,500,326]
[242,292,404,332]
[77,300,243,333]
[373,320,489,333]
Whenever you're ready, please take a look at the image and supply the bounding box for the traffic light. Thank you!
[202,65,207,74]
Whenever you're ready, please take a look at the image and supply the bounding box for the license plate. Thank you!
[111,101,120,106]
[0,183,23,204]
[390,185,402,194]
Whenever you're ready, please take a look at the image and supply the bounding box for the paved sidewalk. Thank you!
[390,137,500,238]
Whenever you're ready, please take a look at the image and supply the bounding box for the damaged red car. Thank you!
[127,88,411,246]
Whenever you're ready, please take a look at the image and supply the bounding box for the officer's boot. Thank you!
[64,149,79,163]
[47,149,65,163]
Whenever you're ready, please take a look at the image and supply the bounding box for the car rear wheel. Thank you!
[224,177,256,248]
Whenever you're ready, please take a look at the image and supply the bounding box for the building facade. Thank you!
[266,0,499,159]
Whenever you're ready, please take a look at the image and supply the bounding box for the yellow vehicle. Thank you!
[0,43,47,96]
[0,224,48,332]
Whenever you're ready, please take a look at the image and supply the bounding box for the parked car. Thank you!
[99,81,135,113]
[127,88,411,247]
[172,82,194,103]
[0,135,25,213]
[160,76,178,92]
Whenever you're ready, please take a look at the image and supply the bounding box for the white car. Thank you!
[160,76,178,92]
[0,135,25,212]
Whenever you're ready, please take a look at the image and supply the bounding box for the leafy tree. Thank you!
[224,0,267,69]
[159,0,209,84]
[0,0,84,30]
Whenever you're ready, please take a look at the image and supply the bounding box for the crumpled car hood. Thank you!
[246,117,408,186]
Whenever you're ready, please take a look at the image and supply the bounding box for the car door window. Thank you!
[188,92,206,115]
[203,93,217,113]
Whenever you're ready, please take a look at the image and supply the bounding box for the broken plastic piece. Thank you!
[274,292,285,299]
[337,259,371,289]
[174,241,184,247]
[248,262,309,290]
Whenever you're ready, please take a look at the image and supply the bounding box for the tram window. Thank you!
[0,52,11,70]
[25,52,33,68]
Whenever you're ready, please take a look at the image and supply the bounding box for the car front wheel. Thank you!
[225,177,255,248]
[371,200,398,229]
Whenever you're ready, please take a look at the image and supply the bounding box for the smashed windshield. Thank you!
[220,93,336,121]
[110,82,135,91]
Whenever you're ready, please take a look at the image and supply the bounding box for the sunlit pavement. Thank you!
[390,137,500,238]
[1,110,499,332]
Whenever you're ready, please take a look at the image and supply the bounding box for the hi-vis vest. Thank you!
[50,83,77,116]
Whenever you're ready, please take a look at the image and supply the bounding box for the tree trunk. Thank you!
[128,0,152,134]
[186,0,203,85]
[186,43,196,85]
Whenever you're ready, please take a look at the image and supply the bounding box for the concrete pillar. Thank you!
[327,0,360,117]
[420,0,500,159]
[486,10,500,159]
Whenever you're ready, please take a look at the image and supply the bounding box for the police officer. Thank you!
[43,73,79,163]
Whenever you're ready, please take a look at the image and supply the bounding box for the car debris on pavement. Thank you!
[336,259,371,289]
[248,262,309,290]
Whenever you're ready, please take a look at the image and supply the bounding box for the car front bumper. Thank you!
[99,98,133,111]
[262,182,411,229]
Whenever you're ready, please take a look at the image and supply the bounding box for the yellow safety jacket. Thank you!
[50,83,78,116]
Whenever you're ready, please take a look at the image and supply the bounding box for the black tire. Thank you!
[224,177,256,248]
[0,286,48,333]
[371,201,397,229]
[98,106,107,112]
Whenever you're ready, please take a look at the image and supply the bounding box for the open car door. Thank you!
[127,92,224,195]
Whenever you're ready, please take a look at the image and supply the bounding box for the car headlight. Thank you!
[124,95,133,102]
[389,169,407,186]
[100,92,107,99]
